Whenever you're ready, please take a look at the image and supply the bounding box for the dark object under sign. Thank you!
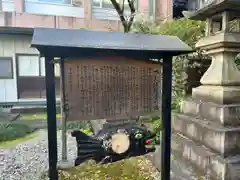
[72,124,156,165]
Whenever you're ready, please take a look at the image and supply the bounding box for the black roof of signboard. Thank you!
[0,27,33,35]
[31,28,192,59]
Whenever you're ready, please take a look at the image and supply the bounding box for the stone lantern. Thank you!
[171,0,240,179]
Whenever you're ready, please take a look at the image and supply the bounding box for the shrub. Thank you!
[66,121,89,130]
[145,115,162,145]
[132,18,205,47]
[58,120,93,136]
[80,128,93,136]
[0,122,33,142]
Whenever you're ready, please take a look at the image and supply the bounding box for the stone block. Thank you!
[181,99,240,126]
[192,85,240,105]
[57,159,75,170]
[172,113,240,157]
[90,119,106,135]
[172,133,240,180]
[152,145,199,180]
[152,145,161,171]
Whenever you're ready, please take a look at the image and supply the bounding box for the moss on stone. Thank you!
[58,156,158,180]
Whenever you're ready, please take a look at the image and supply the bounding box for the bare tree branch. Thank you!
[126,0,136,31]
[110,0,136,32]
[127,0,135,12]
[122,0,125,13]
[110,0,126,24]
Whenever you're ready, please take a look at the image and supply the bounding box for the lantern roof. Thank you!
[189,0,240,21]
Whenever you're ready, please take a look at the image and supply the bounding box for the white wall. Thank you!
[0,34,39,103]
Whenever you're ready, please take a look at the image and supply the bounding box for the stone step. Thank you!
[151,146,199,180]
[180,98,240,126]
[172,113,240,157]
[172,133,240,180]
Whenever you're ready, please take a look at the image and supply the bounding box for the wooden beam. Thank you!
[161,56,173,180]
[45,56,58,180]
[60,58,67,161]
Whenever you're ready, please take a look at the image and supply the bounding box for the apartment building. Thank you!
[0,0,195,104]
[0,0,170,31]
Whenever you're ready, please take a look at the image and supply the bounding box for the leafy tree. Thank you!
[133,18,205,47]
[132,18,207,110]
[132,18,207,138]
[110,0,190,31]
[110,0,136,32]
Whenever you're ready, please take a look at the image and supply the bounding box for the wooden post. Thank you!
[60,58,67,161]
[161,56,173,180]
[45,56,58,180]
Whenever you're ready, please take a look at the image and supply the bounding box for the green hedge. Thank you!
[151,115,162,145]
[132,18,206,111]
[0,123,33,142]
[65,121,90,130]
[58,120,93,135]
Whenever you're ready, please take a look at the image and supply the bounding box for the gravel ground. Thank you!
[0,129,196,180]
[0,130,77,180]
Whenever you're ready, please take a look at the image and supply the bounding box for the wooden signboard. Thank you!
[64,57,161,121]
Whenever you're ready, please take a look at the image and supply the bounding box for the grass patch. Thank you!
[80,128,93,136]
[40,156,158,180]
[20,113,61,121]
[62,121,92,131]
[0,130,41,148]
[0,122,34,142]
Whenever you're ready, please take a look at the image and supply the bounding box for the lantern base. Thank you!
[171,133,240,180]
[172,95,240,180]
[192,85,240,105]
[152,145,201,180]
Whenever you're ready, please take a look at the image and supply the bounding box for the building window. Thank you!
[0,57,13,79]
[103,0,114,8]
[40,57,60,77]
[38,0,72,5]
[93,0,137,10]
[17,54,60,99]
[92,0,118,9]
[18,55,40,77]
[148,0,155,19]
[92,0,101,7]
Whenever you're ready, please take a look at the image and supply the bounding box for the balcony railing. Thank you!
[188,0,216,11]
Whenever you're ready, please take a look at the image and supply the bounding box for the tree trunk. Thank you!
[110,0,136,33]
